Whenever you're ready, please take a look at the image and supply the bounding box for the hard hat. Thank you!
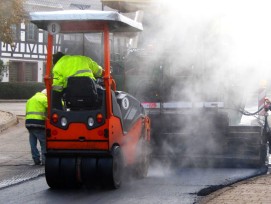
[41,89,47,95]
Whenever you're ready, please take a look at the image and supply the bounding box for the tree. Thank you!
[0,0,28,45]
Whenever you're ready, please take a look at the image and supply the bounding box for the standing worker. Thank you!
[25,89,48,165]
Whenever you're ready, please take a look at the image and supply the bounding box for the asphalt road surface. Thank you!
[0,102,268,204]
[0,164,266,204]
[0,122,266,204]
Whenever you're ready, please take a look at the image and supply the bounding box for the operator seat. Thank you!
[64,76,99,110]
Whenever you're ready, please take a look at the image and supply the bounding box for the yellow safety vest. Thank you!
[52,55,103,92]
[26,92,48,121]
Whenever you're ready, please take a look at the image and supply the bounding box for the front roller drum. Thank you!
[98,146,123,189]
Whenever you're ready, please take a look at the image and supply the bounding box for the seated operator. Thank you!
[52,52,104,109]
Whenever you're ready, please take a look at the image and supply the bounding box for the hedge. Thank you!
[0,82,45,99]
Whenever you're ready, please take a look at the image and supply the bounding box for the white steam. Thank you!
[144,0,271,90]
[136,0,271,169]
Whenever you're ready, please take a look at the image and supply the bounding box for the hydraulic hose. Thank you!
[239,107,264,116]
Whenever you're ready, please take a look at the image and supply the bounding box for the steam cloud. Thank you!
[140,0,271,94]
[131,0,271,170]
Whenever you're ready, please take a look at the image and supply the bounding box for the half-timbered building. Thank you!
[0,0,145,83]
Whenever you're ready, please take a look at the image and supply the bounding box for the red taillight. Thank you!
[52,113,59,123]
[96,113,103,123]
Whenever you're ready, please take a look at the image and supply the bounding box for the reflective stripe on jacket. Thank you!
[25,92,48,129]
[52,55,103,92]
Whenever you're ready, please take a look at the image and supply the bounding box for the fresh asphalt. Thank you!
[0,101,269,203]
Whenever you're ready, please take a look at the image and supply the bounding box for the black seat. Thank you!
[64,76,99,110]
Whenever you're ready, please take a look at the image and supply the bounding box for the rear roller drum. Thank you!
[98,146,123,189]
[81,158,98,188]
[59,157,79,188]
[45,157,62,188]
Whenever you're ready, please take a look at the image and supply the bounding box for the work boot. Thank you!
[34,159,41,165]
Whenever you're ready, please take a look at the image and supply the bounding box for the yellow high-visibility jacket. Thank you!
[52,55,103,92]
[25,92,48,129]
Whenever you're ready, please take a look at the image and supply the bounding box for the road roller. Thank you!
[30,10,151,189]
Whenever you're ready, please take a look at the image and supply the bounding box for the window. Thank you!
[11,24,20,41]
[25,62,37,82]
[43,31,48,44]
[8,62,20,82]
[26,23,38,42]
[9,61,38,82]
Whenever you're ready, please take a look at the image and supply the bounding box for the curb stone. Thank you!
[0,111,18,133]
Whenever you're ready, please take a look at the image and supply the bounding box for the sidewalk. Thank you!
[0,110,44,189]
[199,172,271,204]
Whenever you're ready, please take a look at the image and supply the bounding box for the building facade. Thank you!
[0,0,134,83]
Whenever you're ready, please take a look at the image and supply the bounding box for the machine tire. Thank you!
[134,138,150,179]
[45,157,62,188]
[81,158,98,188]
[98,146,123,189]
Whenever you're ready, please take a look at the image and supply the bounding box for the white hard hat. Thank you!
[41,89,47,95]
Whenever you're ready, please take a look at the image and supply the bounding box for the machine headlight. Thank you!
[60,117,68,127]
[88,117,94,127]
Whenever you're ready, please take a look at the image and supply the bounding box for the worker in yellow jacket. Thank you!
[52,52,103,92]
[25,89,47,165]
[51,52,103,109]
